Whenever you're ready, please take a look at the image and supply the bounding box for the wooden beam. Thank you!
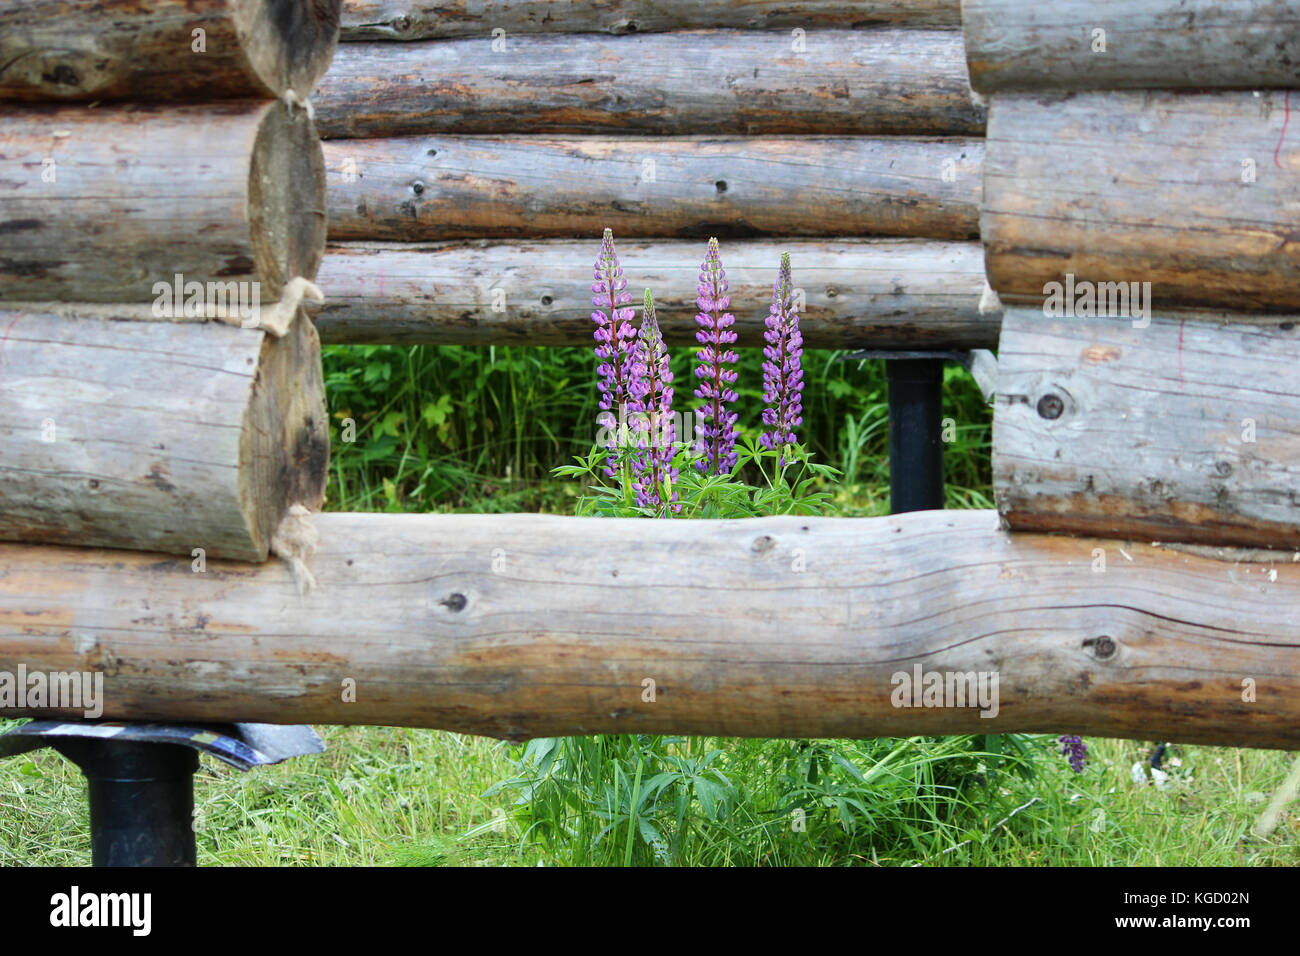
[981,91,1300,313]
[0,0,342,102]
[341,0,963,39]
[2,509,1297,748]
[963,0,1300,93]
[993,307,1300,550]
[0,101,326,304]
[0,307,328,561]
[324,136,983,241]
[313,30,985,138]
[313,239,996,349]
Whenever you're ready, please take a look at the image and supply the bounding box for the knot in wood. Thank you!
[751,535,776,554]
[441,592,468,612]
[1036,393,1064,420]
[1084,635,1117,660]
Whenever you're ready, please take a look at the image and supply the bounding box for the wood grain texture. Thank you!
[324,135,983,241]
[314,239,996,349]
[963,0,1300,93]
[313,30,985,138]
[1,509,1297,748]
[981,91,1300,313]
[340,0,962,39]
[0,307,328,560]
[0,100,326,303]
[0,0,342,102]
[994,308,1300,550]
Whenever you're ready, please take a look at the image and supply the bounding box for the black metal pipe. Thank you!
[54,738,199,867]
[886,358,945,513]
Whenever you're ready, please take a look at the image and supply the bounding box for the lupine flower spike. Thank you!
[1059,735,1087,773]
[591,228,638,477]
[760,252,804,467]
[628,289,680,515]
[693,238,740,475]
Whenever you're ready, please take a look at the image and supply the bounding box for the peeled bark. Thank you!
[1,509,1297,749]
[0,0,342,102]
[981,91,1300,313]
[963,0,1300,93]
[324,135,983,241]
[0,307,328,561]
[340,0,962,39]
[314,30,985,138]
[0,100,326,303]
[313,239,996,349]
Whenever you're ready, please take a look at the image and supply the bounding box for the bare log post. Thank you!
[981,91,1300,313]
[0,306,328,561]
[341,0,962,39]
[0,0,342,102]
[314,239,996,349]
[0,101,326,303]
[0,510,1297,748]
[962,0,1300,93]
[314,30,985,138]
[324,136,983,241]
[994,307,1300,550]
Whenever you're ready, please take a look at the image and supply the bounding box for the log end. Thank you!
[236,0,344,99]
[249,102,328,298]
[240,307,330,560]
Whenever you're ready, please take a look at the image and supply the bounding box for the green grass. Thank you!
[1,342,1294,866]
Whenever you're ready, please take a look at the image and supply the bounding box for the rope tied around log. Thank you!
[270,503,320,595]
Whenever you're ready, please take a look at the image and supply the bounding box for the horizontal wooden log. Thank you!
[314,30,985,138]
[0,0,342,102]
[982,91,1300,313]
[0,101,326,303]
[1,509,1297,748]
[0,307,328,561]
[324,136,983,241]
[313,239,996,349]
[993,307,1300,550]
[340,0,962,39]
[963,0,1300,93]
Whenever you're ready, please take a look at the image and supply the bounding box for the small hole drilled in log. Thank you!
[826,287,838,298]
[1037,394,1064,420]
[1083,635,1117,660]
[441,592,467,612]
[87,479,99,490]
[715,180,727,193]
[427,148,438,157]
[540,294,553,306]
[411,181,425,196]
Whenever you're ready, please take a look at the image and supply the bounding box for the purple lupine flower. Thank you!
[591,228,638,477]
[760,252,804,464]
[1059,735,1087,773]
[693,237,740,476]
[628,289,679,515]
